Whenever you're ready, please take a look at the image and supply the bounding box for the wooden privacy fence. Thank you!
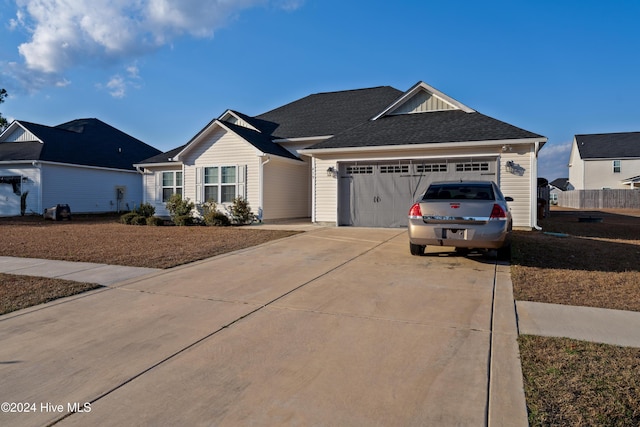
[559,189,640,209]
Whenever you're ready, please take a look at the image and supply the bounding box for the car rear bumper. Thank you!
[408,219,510,249]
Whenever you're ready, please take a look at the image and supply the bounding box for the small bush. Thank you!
[205,210,231,226]
[120,212,138,225]
[136,203,155,218]
[131,215,148,226]
[173,214,194,226]
[200,199,230,226]
[229,197,254,225]
[146,216,164,226]
[166,194,195,225]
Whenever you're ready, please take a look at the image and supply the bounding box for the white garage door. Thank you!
[338,158,498,227]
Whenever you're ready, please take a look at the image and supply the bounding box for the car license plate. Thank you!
[445,229,466,240]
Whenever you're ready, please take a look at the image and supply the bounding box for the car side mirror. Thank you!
[505,196,514,202]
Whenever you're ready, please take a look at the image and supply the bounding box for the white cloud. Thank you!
[106,75,127,98]
[7,0,303,90]
[538,140,573,180]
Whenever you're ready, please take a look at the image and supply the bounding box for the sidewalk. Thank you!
[0,256,160,286]
[516,300,640,348]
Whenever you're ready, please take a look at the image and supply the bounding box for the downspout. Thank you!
[32,161,42,215]
[533,141,542,230]
[259,154,271,221]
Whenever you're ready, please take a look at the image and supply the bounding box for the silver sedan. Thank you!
[407,181,513,258]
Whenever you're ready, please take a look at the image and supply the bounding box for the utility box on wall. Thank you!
[115,186,126,212]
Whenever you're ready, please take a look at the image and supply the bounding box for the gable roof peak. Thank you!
[372,81,475,121]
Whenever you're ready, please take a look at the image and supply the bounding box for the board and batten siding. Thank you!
[262,157,310,220]
[3,127,38,143]
[0,165,41,216]
[181,127,260,212]
[41,163,142,213]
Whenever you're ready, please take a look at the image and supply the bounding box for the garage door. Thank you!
[338,159,497,227]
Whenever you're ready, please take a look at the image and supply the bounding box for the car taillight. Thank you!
[408,203,422,218]
[489,203,507,220]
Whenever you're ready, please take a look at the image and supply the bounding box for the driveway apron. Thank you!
[0,227,507,426]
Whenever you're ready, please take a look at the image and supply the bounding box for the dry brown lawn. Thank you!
[514,207,640,425]
[0,213,299,315]
[512,207,640,311]
[0,214,299,269]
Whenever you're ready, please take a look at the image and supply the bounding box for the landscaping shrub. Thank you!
[131,215,147,226]
[206,210,231,226]
[136,202,155,218]
[173,214,194,226]
[166,194,195,225]
[120,212,138,225]
[146,216,164,226]
[200,200,230,226]
[229,197,254,225]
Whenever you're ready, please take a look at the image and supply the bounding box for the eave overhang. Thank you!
[299,137,547,156]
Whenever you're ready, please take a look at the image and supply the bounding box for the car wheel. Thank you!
[454,247,470,256]
[497,243,511,261]
[410,243,425,256]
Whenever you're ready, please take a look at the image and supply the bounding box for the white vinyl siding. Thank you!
[262,157,310,220]
[500,148,534,229]
[40,163,142,214]
[0,166,41,217]
[181,127,259,211]
[583,158,640,189]
[313,158,340,223]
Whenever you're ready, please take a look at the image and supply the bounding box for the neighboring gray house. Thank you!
[549,178,572,205]
[569,132,640,189]
[0,118,161,216]
[136,81,547,229]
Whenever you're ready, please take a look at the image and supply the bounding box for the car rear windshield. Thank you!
[423,184,495,200]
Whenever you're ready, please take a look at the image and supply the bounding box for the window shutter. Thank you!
[155,172,161,202]
[238,165,246,199]
[195,167,202,203]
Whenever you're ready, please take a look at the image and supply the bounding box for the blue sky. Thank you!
[2,0,640,181]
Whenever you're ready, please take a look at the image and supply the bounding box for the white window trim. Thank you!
[160,171,183,202]
[613,160,621,173]
[200,165,245,204]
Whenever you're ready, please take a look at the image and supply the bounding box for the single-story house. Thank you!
[569,132,640,189]
[0,118,161,216]
[548,178,572,205]
[136,81,547,229]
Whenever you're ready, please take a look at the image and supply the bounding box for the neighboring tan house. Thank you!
[0,118,161,216]
[549,178,572,205]
[136,81,547,229]
[568,132,640,189]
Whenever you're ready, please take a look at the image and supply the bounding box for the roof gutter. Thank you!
[299,137,547,156]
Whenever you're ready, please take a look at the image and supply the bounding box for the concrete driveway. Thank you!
[0,227,524,426]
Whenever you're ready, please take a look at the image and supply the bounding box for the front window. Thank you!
[203,166,240,203]
[613,160,621,173]
[162,171,183,202]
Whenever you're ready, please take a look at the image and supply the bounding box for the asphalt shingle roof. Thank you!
[307,110,544,149]
[222,122,300,161]
[575,132,640,159]
[255,86,403,139]
[1,119,161,170]
[550,178,570,191]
